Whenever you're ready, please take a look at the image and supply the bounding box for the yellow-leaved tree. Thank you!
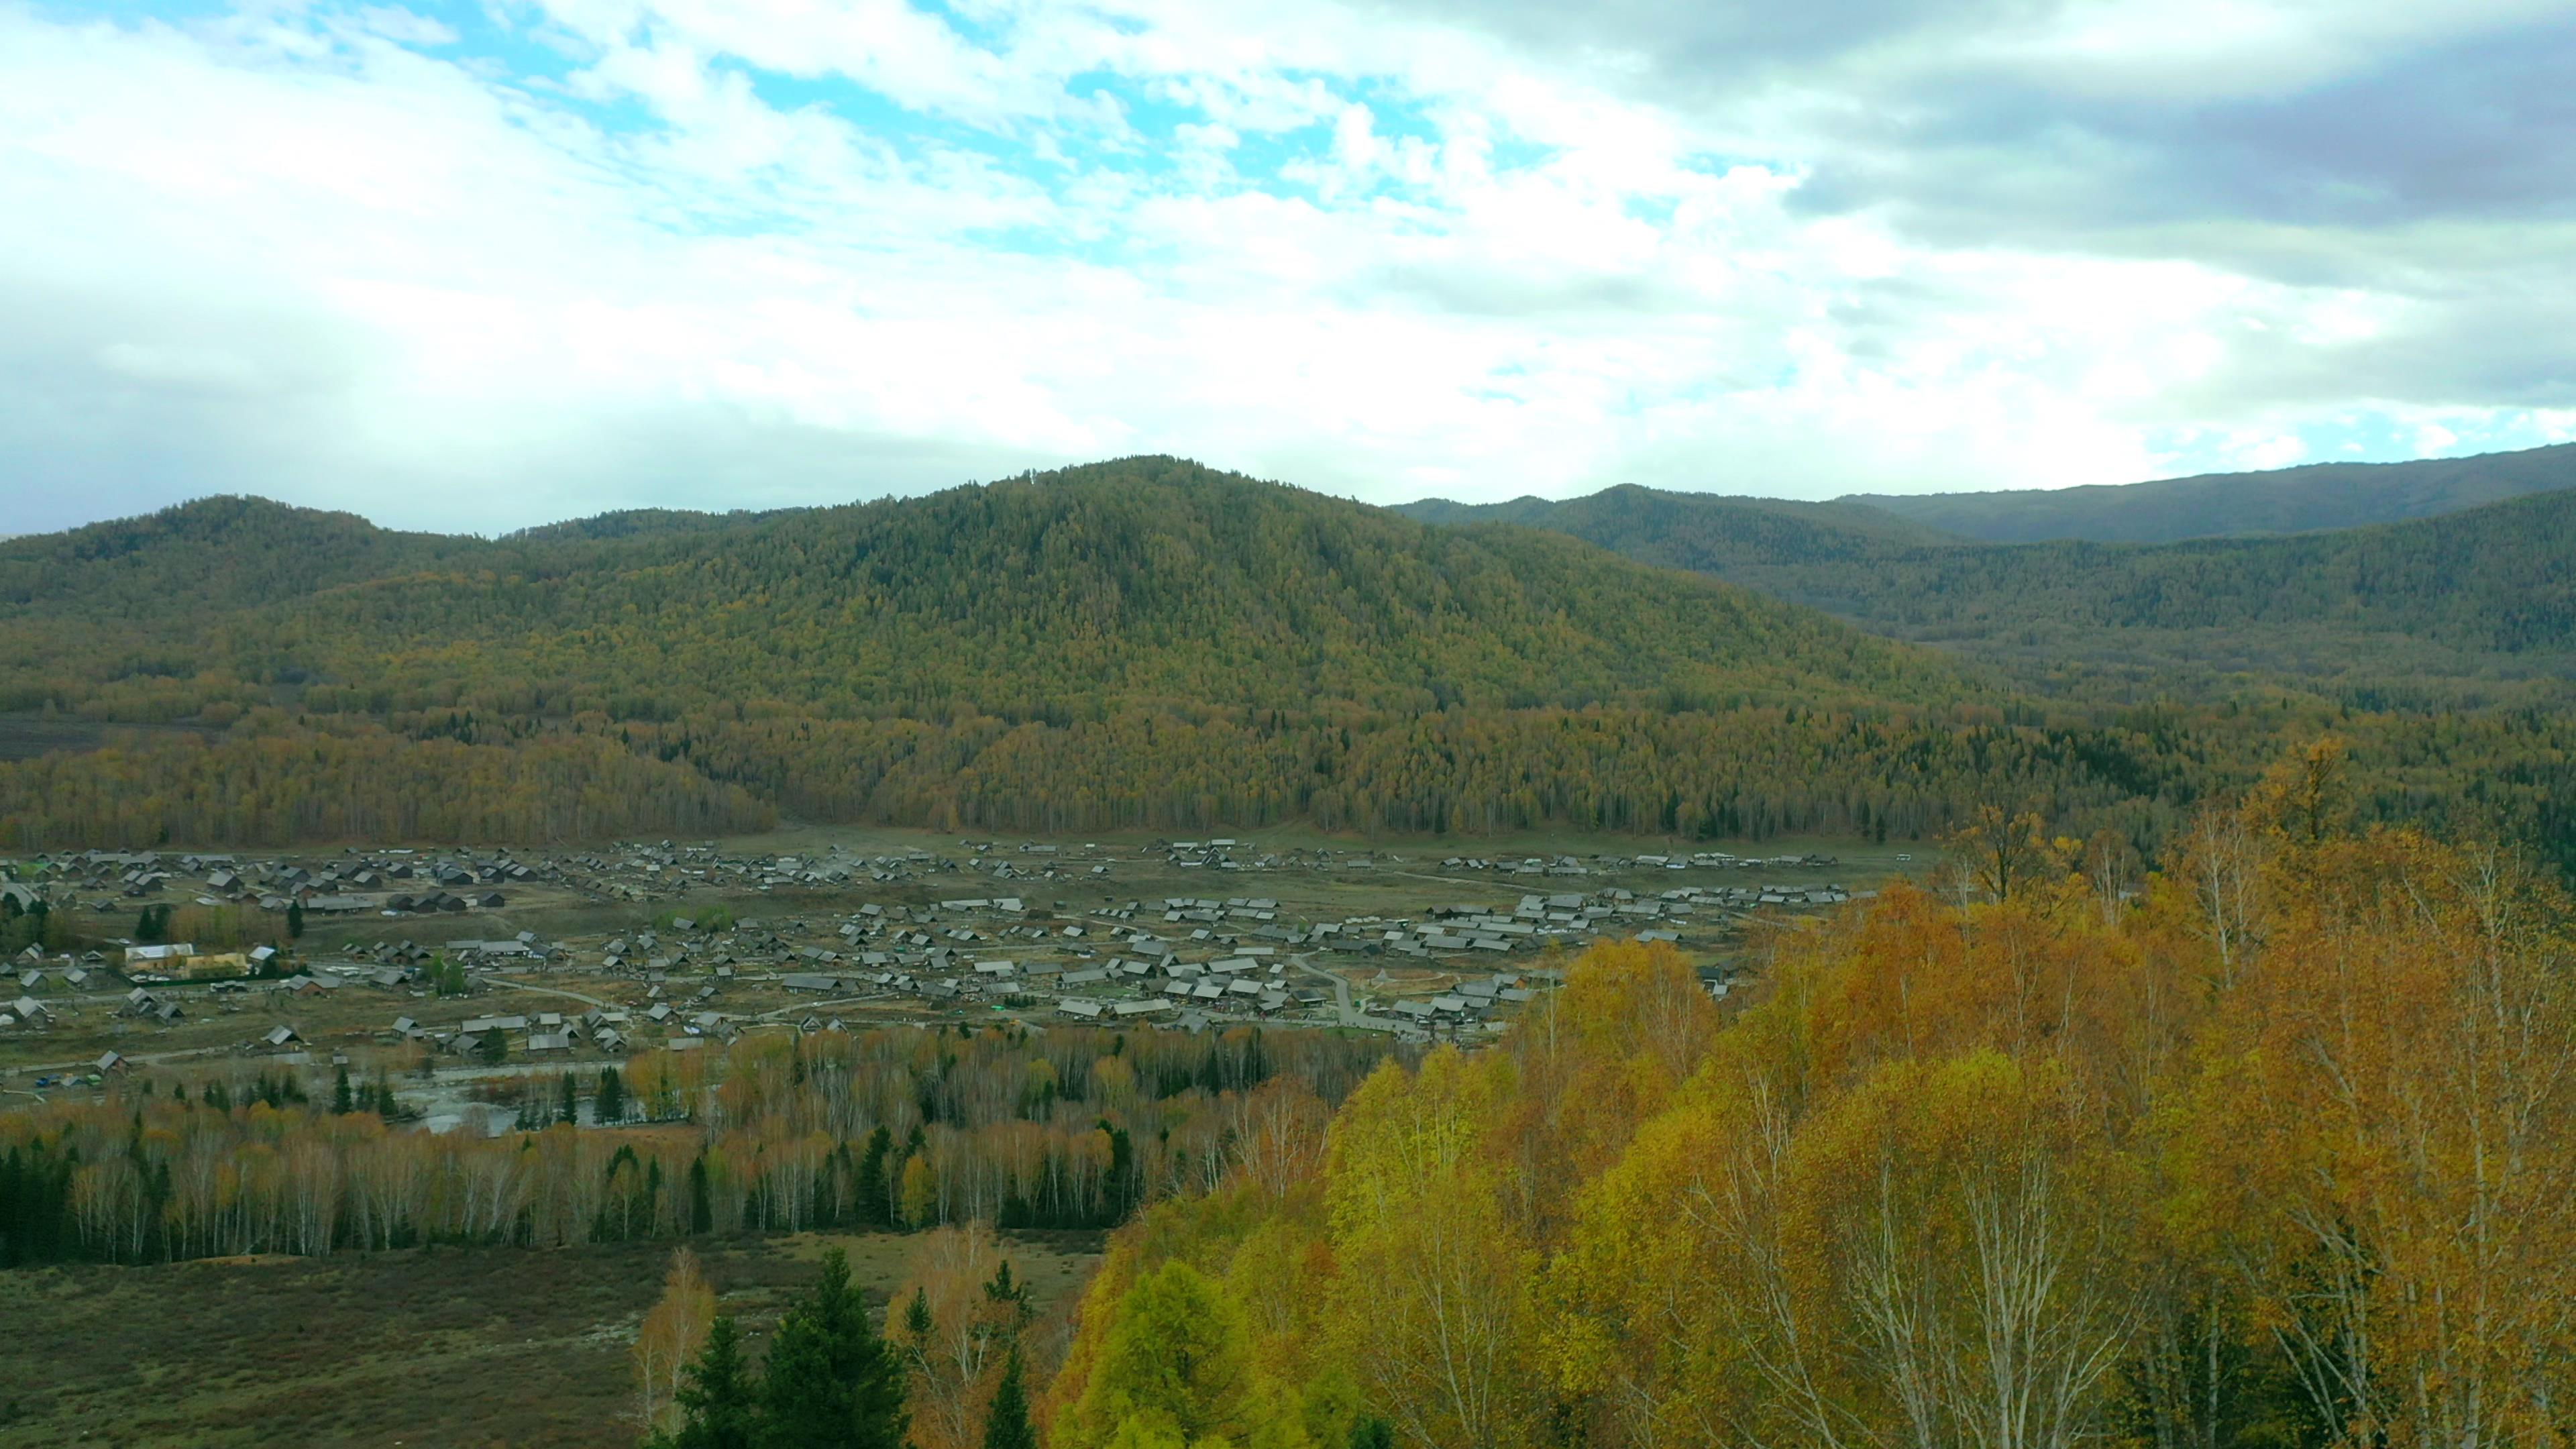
[634,1246,715,1436]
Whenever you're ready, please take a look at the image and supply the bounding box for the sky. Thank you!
[4,0,2574,533]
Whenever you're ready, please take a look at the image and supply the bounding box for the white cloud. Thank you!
[0,0,2568,534]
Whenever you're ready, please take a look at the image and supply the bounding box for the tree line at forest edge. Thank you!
[6,460,2576,871]
[0,1024,1390,1265]
[9,739,2574,1448]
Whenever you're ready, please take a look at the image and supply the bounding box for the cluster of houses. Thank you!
[561,839,1012,903]
[0,849,529,916]
[0,850,197,904]
[3,949,195,1031]
[1438,849,1845,876]
[428,873,1803,1046]
[1375,972,1543,1034]
[0,828,1874,1074]
[13,953,98,988]
[394,1006,638,1057]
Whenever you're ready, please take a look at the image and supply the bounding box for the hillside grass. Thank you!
[0,1229,1101,1448]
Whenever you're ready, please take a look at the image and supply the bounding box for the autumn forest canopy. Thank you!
[0,455,2572,867]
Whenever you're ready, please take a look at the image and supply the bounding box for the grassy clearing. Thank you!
[0,1229,1101,1449]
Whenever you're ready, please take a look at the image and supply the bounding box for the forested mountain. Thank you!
[503,506,798,545]
[5,458,1959,720]
[1393,486,1957,576]
[0,459,2026,847]
[3,457,2570,856]
[1845,440,2576,542]
[1408,480,2576,693]
[0,494,474,617]
[1394,488,1951,548]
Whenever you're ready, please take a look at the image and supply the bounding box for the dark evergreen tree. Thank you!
[757,1247,908,1449]
[903,1285,932,1343]
[855,1125,892,1227]
[981,1348,1035,1449]
[661,1316,760,1449]
[597,1065,627,1124]
[983,1258,1031,1335]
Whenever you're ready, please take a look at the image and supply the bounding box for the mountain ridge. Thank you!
[5,458,2569,859]
[1399,474,2576,692]
[0,458,2090,847]
[1840,441,2576,543]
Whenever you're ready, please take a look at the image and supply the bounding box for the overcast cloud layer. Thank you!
[4,0,2573,532]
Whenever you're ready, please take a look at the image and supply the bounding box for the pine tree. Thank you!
[663,1316,760,1449]
[757,1247,908,1449]
[559,1071,580,1126]
[757,1303,844,1448]
[904,1285,932,1344]
[286,901,305,939]
[855,1126,892,1227]
[983,1258,1032,1337]
[332,1063,354,1116]
[982,1347,1036,1449]
[598,1065,627,1124]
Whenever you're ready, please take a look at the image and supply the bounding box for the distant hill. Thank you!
[0,494,474,617]
[1393,486,1955,576]
[1394,487,1953,553]
[1,459,2124,847]
[1400,480,2576,692]
[7,458,2571,858]
[221,460,1965,718]
[504,506,796,545]
[1843,442,2576,543]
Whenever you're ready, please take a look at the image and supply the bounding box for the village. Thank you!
[0,826,1894,1116]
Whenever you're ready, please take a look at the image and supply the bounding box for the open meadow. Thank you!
[0,1228,1102,1448]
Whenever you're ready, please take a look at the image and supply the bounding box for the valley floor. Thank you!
[0,1228,1102,1448]
[0,826,1910,1080]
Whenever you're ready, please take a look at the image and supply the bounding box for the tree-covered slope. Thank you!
[0,459,2068,845]
[1843,441,2576,543]
[0,494,475,618]
[502,506,798,545]
[1395,486,1953,552]
[6,458,2569,852]
[1795,488,2576,674]
[242,460,1964,722]
[1409,480,2576,690]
